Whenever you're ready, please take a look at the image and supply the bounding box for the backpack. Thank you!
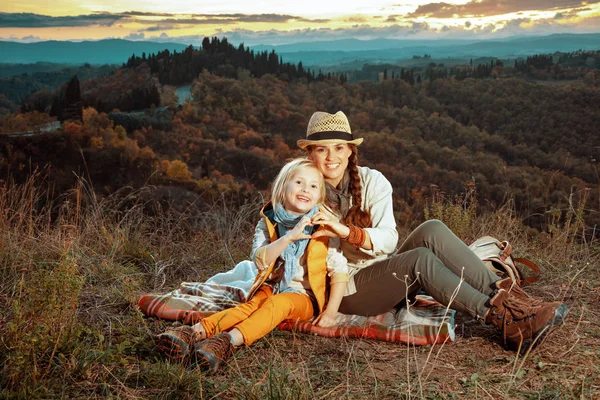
[468,236,540,286]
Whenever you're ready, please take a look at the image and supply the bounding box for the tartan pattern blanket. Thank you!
[139,279,456,346]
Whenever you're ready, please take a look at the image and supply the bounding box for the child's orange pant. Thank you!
[200,285,314,345]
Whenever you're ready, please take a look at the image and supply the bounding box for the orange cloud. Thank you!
[0,11,330,29]
[0,12,122,27]
[408,0,600,18]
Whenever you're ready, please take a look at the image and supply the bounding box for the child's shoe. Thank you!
[156,325,198,360]
[193,332,235,373]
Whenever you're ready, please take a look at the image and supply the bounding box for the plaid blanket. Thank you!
[139,279,456,345]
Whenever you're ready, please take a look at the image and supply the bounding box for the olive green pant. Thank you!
[339,220,499,319]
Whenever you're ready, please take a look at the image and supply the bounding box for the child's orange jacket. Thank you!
[248,202,329,313]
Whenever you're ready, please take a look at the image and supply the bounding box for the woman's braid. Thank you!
[344,145,372,228]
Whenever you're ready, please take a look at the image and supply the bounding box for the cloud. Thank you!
[0,11,329,29]
[132,14,597,49]
[122,11,176,17]
[3,9,597,45]
[123,32,145,40]
[144,18,239,25]
[139,13,329,25]
[410,22,430,33]
[344,16,368,23]
[2,34,43,42]
[199,24,446,46]
[553,6,592,19]
[140,25,179,32]
[576,14,600,30]
[0,12,122,27]
[408,0,600,18]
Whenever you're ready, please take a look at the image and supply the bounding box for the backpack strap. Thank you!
[498,241,512,262]
[513,257,540,285]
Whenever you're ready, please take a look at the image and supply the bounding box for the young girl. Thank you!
[157,158,349,372]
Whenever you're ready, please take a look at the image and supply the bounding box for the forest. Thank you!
[0,63,116,114]
[1,37,600,234]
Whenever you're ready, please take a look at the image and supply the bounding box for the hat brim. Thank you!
[297,138,363,150]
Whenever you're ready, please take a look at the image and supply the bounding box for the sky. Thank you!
[1,0,599,45]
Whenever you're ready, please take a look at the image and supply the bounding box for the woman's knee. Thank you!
[398,248,442,280]
[400,247,436,262]
[416,219,449,237]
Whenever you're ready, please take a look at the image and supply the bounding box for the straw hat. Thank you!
[297,111,363,150]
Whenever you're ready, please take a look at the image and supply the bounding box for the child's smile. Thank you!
[284,167,322,215]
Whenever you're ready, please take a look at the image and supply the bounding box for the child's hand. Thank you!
[312,309,338,328]
[310,212,350,239]
[285,216,313,242]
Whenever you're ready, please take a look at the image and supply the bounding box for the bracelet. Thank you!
[345,225,367,248]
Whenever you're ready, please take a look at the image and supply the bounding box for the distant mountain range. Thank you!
[252,33,600,66]
[0,40,191,65]
[0,33,598,66]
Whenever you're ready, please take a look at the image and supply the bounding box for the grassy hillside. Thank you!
[0,174,598,398]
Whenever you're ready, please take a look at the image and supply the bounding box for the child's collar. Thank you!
[262,202,276,225]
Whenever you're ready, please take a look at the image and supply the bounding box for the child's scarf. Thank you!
[273,204,318,293]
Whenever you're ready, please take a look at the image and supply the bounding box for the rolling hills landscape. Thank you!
[1,30,599,399]
[1,33,599,66]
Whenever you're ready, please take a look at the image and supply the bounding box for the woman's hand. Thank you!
[310,212,350,239]
[284,216,313,242]
[312,308,338,327]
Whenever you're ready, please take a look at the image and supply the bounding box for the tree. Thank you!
[167,160,192,180]
[63,75,83,121]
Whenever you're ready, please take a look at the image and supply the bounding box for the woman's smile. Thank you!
[309,143,353,187]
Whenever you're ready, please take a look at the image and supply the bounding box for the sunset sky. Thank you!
[1,0,599,45]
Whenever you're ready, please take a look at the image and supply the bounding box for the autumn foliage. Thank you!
[1,46,600,233]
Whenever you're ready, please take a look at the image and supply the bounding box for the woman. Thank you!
[298,111,567,350]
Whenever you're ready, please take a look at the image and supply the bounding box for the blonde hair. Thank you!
[271,158,326,209]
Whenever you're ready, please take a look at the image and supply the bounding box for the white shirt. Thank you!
[329,166,399,295]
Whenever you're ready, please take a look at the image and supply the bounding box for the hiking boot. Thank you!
[485,288,567,350]
[494,278,569,327]
[156,325,199,360]
[494,278,542,306]
[193,332,234,373]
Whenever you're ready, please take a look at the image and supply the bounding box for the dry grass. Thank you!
[1,175,599,399]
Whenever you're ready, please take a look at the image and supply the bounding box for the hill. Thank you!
[0,39,192,65]
[3,67,600,231]
[251,33,600,66]
[1,33,598,67]
[0,156,598,398]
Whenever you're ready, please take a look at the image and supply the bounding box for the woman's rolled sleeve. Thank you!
[361,171,398,256]
[327,241,349,283]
